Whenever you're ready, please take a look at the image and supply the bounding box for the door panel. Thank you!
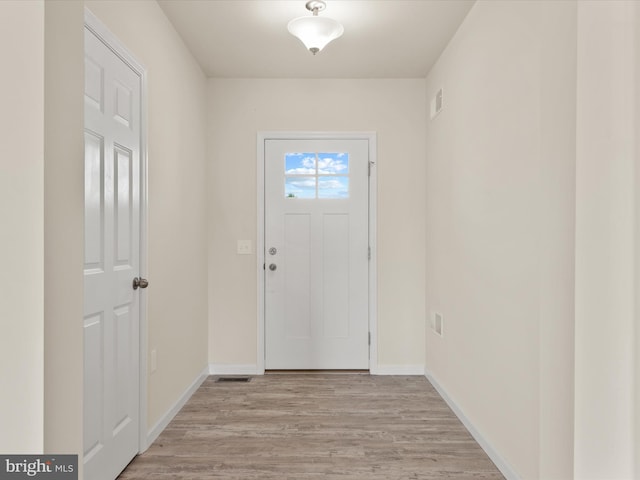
[265,139,369,370]
[322,213,349,339]
[84,25,141,480]
[284,213,311,339]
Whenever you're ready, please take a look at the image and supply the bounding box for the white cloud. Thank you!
[288,178,316,188]
[302,156,316,168]
[285,154,316,174]
[285,167,315,174]
[317,156,348,174]
[317,179,342,189]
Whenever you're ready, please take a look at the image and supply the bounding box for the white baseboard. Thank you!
[424,370,520,480]
[144,366,209,449]
[209,364,260,375]
[208,364,424,376]
[371,364,425,375]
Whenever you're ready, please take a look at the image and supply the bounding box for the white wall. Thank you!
[574,1,638,478]
[207,79,426,371]
[425,1,577,478]
[43,0,85,462]
[0,0,45,454]
[85,0,209,429]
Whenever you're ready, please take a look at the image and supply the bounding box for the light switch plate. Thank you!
[237,240,252,255]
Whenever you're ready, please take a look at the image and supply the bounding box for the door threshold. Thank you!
[265,369,370,375]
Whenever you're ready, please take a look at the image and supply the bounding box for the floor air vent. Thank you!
[215,376,252,383]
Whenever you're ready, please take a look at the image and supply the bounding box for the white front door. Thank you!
[264,138,370,370]
[83,22,142,480]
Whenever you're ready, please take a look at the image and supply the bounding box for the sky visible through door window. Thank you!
[285,152,349,199]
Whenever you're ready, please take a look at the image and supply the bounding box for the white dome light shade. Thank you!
[288,15,344,55]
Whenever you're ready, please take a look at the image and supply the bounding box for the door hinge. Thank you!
[368,246,371,260]
[368,332,371,346]
[368,160,375,177]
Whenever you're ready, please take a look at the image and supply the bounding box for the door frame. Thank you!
[256,132,378,373]
[84,8,150,453]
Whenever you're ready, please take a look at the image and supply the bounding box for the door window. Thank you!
[284,152,349,199]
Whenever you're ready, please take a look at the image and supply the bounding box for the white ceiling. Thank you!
[157,0,475,78]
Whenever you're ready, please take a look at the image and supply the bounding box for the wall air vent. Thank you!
[430,88,443,120]
[431,311,444,337]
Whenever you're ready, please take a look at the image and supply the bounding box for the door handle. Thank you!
[269,264,277,271]
[133,277,149,290]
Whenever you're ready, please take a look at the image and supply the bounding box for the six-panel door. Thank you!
[84,25,141,480]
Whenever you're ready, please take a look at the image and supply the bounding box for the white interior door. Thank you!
[83,24,141,480]
[265,138,370,370]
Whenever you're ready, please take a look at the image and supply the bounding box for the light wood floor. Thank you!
[118,374,504,479]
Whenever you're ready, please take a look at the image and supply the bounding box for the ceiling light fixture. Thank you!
[287,0,344,55]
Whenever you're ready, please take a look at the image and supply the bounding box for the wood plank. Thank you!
[119,375,504,479]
